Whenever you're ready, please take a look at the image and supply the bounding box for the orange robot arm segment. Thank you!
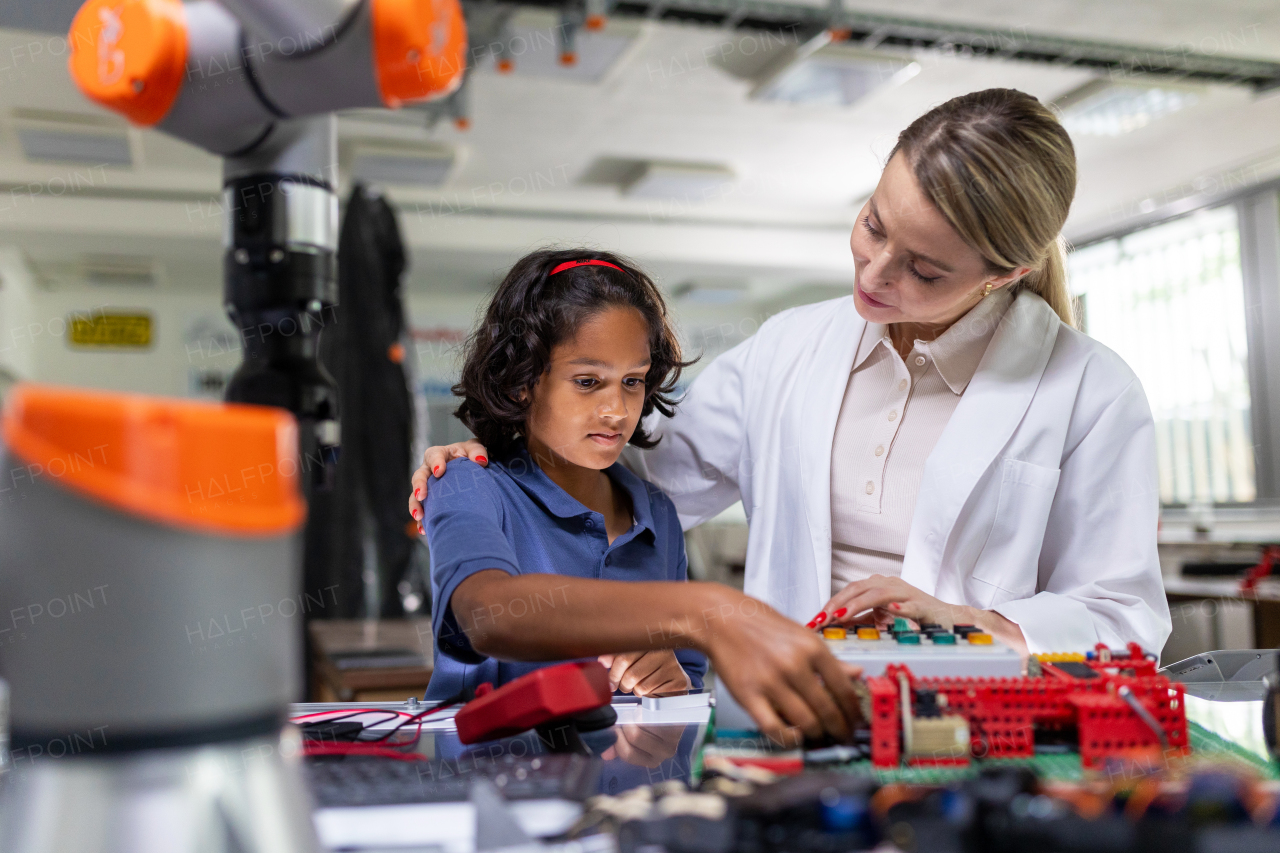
[68,0,189,127]
[371,0,468,108]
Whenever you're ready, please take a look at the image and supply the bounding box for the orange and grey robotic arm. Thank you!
[63,0,467,496]
[67,0,466,155]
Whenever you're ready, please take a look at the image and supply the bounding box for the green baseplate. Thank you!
[704,717,1278,785]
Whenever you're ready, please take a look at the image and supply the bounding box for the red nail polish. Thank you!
[415,489,421,499]
[476,455,488,464]
[806,621,817,629]
[890,603,901,610]
[417,524,424,535]
[834,608,847,618]
[816,612,827,624]
[433,467,440,476]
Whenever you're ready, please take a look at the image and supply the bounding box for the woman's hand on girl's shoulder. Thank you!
[408,439,491,531]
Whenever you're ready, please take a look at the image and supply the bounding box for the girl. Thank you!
[413,249,860,745]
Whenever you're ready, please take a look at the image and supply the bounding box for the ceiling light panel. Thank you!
[753,46,919,107]
[1057,83,1199,137]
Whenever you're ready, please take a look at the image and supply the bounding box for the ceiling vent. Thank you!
[671,279,750,305]
[622,161,735,201]
[11,109,133,167]
[348,142,455,187]
[33,254,159,289]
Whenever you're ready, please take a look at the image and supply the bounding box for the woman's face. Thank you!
[524,306,651,472]
[850,151,1025,328]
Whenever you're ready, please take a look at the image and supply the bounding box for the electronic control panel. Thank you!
[820,620,1024,678]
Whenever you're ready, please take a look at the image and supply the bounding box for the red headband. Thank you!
[549,259,624,276]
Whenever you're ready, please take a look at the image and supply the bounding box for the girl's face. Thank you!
[850,151,1026,328]
[524,306,651,471]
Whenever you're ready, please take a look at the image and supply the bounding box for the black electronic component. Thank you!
[914,688,942,718]
[300,720,364,744]
[1051,661,1101,679]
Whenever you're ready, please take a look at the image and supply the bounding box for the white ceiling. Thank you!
[1,1,1279,302]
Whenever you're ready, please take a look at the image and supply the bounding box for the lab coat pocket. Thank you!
[966,458,1061,609]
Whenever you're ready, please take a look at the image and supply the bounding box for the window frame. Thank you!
[1070,180,1280,508]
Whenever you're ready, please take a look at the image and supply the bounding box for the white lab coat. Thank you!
[627,290,1171,655]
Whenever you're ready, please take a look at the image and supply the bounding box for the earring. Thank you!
[982,283,993,298]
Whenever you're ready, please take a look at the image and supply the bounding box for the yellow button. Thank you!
[874,446,884,457]
[856,627,881,640]
[822,626,847,640]
[967,632,993,645]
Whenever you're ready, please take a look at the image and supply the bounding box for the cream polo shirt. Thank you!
[830,287,1014,588]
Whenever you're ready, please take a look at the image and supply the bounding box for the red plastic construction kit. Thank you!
[453,660,612,744]
[867,643,1190,769]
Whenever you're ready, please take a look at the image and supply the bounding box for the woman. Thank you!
[410,88,1171,659]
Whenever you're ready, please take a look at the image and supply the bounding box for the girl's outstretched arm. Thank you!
[449,570,863,747]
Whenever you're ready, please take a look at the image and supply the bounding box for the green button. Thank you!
[896,633,921,644]
[892,617,911,634]
[930,633,956,644]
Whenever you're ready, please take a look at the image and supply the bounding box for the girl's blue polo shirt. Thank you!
[422,444,707,699]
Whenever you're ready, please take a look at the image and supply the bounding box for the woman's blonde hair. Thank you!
[889,88,1077,326]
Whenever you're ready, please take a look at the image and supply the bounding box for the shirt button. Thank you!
[898,379,908,391]
[584,518,595,529]
[865,481,875,494]
[887,410,898,422]
[914,355,926,366]
[875,445,884,457]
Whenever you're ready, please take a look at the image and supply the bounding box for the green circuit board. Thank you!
[706,721,1278,784]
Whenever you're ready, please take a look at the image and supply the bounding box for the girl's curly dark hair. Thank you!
[452,248,693,457]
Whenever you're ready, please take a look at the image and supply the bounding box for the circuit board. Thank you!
[708,721,1277,784]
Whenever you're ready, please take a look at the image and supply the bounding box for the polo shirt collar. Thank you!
[850,285,1014,395]
[499,443,657,538]
[922,285,1013,395]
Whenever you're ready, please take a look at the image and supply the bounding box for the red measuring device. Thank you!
[453,661,613,744]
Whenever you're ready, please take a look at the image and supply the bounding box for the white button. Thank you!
[865,481,875,494]
[898,379,908,391]
[915,355,926,366]
[874,445,884,457]
[888,410,898,421]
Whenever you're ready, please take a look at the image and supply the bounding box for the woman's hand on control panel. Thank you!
[814,574,1028,655]
[408,439,491,531]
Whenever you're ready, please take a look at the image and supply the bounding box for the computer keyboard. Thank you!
[305,752,601,807]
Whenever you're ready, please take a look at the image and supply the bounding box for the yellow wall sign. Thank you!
[68,313,153,348]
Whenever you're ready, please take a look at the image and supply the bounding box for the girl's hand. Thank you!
[407,439,490,532]
[598,650,690,697]
[601,724,684,767]
[810,575,1027,655]
[702,594,864,748]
